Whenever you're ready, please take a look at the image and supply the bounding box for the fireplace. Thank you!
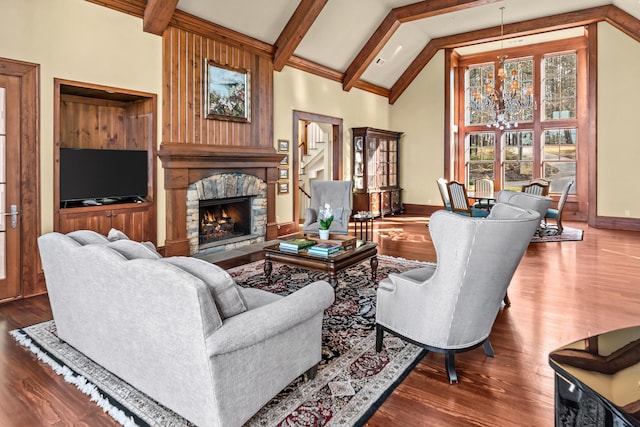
[158,144,283,257]
[199,196,252,246]
[186,172,268,255]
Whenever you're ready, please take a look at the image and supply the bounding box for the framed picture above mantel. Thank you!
[204,59,251,123]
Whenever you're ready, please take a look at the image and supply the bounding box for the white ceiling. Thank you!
[176,0,640,89]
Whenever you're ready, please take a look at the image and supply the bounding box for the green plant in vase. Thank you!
[318,203,333,240]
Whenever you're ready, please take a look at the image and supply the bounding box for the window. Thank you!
[466,132,495,189]
[457,38,585,198]
[503,130,534,190]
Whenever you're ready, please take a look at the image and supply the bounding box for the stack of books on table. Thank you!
[279,238,316,253]
[307,242,344,257]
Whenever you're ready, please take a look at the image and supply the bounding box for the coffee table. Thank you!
[263,240,378,288]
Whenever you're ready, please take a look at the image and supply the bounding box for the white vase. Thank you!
[319,229,330,240]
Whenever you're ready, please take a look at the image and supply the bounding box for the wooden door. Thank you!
[0,76,21,300]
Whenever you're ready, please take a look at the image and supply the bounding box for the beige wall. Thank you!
[390,51,445,208]
[0,0,164,239]
[597,22,640,219]
[273,67,391,223]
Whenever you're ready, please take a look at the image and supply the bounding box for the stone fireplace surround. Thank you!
[158,144,283,257]
[187,173,266,255]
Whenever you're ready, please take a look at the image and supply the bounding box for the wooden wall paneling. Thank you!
[178,28,188,144]
[163,30,174,144]
[164,27,273,150]
[193,33,203,145]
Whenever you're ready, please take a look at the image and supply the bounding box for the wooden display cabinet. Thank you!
[352,127,403,217]
[54,79,157,243]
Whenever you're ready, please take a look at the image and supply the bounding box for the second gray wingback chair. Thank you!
[375,203,541,383]
[496,190,552,234]
[302,180,352,235]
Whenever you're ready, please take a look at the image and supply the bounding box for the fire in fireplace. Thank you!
[199,196,252,245]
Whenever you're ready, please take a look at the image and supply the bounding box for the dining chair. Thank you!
[544,180,574,235]
[473,178,495,209]
[446,181,489,217]
[522,179,550,196]
[436,178,451,211]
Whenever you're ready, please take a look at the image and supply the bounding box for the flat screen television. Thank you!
[60,148,148,204]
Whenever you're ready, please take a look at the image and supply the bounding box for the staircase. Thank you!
[299,122,331,220]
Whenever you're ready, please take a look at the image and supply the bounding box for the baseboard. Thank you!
[402,203,442,216]
[277,221,299,237]
[593,216,640,231]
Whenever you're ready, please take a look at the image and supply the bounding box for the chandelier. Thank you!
[470,7,534,130]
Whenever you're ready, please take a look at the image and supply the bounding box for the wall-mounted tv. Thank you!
[60,148,148,204]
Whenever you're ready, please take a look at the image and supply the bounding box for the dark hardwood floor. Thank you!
[1,215,639,426]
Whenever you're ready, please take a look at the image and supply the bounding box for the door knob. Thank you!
[1,205,19,228]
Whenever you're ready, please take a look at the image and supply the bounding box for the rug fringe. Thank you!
[377,254,433,265]
[9,330,138,427]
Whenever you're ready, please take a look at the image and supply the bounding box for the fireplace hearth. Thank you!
[199,196,252,245]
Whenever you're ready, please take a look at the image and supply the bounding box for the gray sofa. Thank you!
[38,230,335,427]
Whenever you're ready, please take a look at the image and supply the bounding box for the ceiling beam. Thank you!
[273,0,328,72]
[389,5,615,104]
[604,6,640,44]
[143,0,179,35]
[342,0,500,91]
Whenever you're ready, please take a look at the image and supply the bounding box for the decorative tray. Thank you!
[305,234,357,250]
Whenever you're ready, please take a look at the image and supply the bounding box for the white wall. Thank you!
[0,0,164,239]
[597,22,640,219]
[273,67,391,223]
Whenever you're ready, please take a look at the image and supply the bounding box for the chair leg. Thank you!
[445,351,458,384]
[375,324,384,352]
[503,292,511,308]
[483,339,495,357]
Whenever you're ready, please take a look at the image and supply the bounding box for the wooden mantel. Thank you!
[158,143,284,256]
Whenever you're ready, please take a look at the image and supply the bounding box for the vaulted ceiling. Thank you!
[95,0,640,103]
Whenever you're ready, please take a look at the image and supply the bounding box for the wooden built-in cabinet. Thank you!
[54,80,157,243]
[352,127,403,217]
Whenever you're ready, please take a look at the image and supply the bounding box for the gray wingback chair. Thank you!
[375,203,540,383]
[496,190,552,233]
[302,180,352,235]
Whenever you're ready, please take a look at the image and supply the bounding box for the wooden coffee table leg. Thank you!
[264,259,273,284]
[329,273,338,289]
[370,256,378,281]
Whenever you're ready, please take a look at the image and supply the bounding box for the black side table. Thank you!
[352,213,374,241]
[549,325,640,427]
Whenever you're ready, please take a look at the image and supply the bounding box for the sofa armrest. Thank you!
[207,280,334,355]
[303,208,318,228]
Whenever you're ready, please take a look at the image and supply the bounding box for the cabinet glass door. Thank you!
[353,136,364,190]
[367,137,378,188]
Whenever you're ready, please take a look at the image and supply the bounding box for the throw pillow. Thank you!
[106,240,162,260]
[66,230,110,245]
[162,257,247,319]
[107,228,130,241]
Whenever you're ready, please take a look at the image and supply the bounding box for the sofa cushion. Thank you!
[163,256,247,319]
[107,228,130,241]
[107,228,160,256]
[66,230,110,245]
[106,240,162,260]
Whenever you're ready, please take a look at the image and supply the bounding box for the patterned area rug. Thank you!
[530,226,583,243]
[11,255,429,427]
